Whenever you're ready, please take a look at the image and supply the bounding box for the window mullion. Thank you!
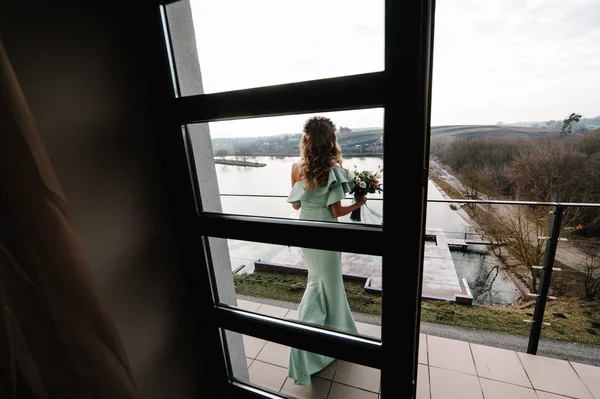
[196,212,384,256]
[170,72,385,124]
[215,305,382,369]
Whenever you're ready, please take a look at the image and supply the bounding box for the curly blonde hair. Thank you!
[299,116,343,189]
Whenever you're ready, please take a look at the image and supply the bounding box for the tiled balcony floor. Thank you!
[238,299,600,398]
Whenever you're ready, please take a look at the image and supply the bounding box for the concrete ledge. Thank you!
[365,276,382,295]
[253,261,471,303]
[455,278,474,305]
[253,261,374,288]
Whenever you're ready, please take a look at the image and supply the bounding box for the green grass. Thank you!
[421,299,600,345]
[426,165,600,345]
[234,271,600,346]
[234,271,382,315]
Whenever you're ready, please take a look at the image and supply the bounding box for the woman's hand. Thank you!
[355,195,367,208]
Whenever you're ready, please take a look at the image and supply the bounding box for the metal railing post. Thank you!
[527,204,563,354]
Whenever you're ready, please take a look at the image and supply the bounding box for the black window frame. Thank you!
[152,0,435,397]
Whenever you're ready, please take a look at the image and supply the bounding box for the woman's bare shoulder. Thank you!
[293,159,304,168]
[292,159,304,176]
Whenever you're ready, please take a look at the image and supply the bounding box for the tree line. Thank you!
[431,128,600,236]
[432,128,600,300]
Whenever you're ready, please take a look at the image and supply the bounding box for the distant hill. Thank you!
[430,125,560,140]
[503,115,600,129]
[350,127,383,133]
[211,121,596,153]
[341,124,574,141]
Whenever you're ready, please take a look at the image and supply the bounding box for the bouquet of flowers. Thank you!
[349,165,383,222]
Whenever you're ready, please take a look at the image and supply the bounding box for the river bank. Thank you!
[214,158,266,167]
[428,167,531,300]
[428,159,599,302]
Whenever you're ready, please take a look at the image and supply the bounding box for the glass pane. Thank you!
[430,0,600,203]
[425,175,600,363]
[421,200,547,353]
[428,0,600,367]
[541,214,600,359]
[168,0,384,95]
[229,331,382,396]
[213,239,381,341]
[186,108,384,225]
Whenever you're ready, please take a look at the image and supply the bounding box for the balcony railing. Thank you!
[218,193,600,357]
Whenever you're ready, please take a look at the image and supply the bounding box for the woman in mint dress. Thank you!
[286,116,367,386]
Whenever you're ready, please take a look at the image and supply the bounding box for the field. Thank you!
[430,125,559,140]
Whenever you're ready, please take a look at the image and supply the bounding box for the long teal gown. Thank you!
[286,165,359,385]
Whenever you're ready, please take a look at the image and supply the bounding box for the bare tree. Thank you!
[577,130,600,156]
[429,139,447,157]
[477,205,549,293]
[437,137,528,197]
[472,264,505,305]
[447,139,470,173]
[507,139,584,202]
[546,120,561,130]
[461,165,482,199]
[460,165,485,215]
[507,138,591,228]
[576,241,600,300]
[234,146,251,162]
[215,148,229,158]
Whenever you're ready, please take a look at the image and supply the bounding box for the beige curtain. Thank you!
[0,39,137,398]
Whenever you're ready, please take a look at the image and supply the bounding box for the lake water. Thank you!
[215,156,519,305]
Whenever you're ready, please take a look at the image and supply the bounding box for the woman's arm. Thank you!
[330,196,367,218]
[290,163,301,210]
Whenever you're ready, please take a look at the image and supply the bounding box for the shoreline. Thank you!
[218,153,384,158]
[214,159,266,167]
[429,169,529,301]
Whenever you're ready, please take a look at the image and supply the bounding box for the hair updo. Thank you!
[299,116,343,189]
[303,115,336,134]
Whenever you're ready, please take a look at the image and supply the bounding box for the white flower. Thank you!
[355,177,361,183]
[359,181,367,188]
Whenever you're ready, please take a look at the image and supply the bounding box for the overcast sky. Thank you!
[190,0,600,138]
